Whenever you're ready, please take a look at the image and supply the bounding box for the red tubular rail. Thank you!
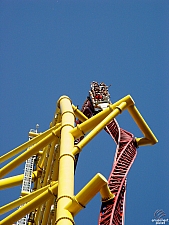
[75,92,137,225]
[98,120,137,225]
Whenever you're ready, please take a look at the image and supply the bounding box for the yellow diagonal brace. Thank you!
[0,182,58,225]
[72,105,88,122]
[71,94,157,147]
[70,95,134,138]
[72,102,127,155]
[0,127,61,178]
[0,182,54,215]
[0,123,61,164]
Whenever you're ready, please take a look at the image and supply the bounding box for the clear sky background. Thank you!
[0,1,169,225]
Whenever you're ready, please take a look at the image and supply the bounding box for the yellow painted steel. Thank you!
[0,183,53,215]
[41,144,60,225]
[100,183,115,202]
[0,126,61,178]
[70,95,134,139]
[65,173,114,216]
[51,105,62,127]
[36,139,59,225]
[0,174,23,190]
[34,144,52,224]
[0,123,61,164]
[28,131,39,137]
[41,198,54,225]
[37,145,48,172]
[56,96,75,225]
[0,171,37,190]
[128,105,158,145]
[135,137,153,146]
[51,144,60,183]
[72,104,88,122]
[0,182,58,225]
[0,94,158,225]
[72,102,127,155]
[43,140,58,187]
[71,95,157,147]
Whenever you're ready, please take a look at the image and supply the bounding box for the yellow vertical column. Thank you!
[56,96,75,225]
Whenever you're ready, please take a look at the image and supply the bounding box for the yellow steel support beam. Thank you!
[128,105,158,145]
[56,96,75,225]
[0,171,37,190]
[41,198,54,225]
[51,106,62,127]
[72,102,127,155]
[70,95,134,139]
[71,95,157,147]
[28,131,39,137]
[0,123,61,164]
[0,94,158,225]
[37,145,48,172]
[72,104,88,122]
[0,183,53,215]
[51,144,60,183]
[100,183,115,202]
[0,126,61,178]
[0,181,58,225]
[37,139,59,225]
[65,173,114,216]
[34,144,52,223]
[0,174,23,190]
[41,144,60,225]
[43,140,58,187]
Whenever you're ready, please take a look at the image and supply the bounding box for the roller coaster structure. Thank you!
[0,82,158,225]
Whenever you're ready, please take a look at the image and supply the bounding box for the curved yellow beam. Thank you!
[65,173,114,216]
[70,95,134,139]
[128,105,158,145]
[71,95,157,147]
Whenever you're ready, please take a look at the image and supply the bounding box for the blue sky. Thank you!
[0,1,169,224]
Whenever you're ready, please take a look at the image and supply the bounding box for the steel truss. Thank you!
[0,82,157,225]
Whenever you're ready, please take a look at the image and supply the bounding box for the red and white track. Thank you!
[98,120,137,225]
[76,93,138,225]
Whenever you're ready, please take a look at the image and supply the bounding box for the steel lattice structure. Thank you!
[0,82,157,225]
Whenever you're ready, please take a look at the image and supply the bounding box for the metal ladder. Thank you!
[17,126,38,225]
[16,155,36,225]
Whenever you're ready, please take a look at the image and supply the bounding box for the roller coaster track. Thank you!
[77,87,137,225]
[0,81,158,225]
[98,121,137,225]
